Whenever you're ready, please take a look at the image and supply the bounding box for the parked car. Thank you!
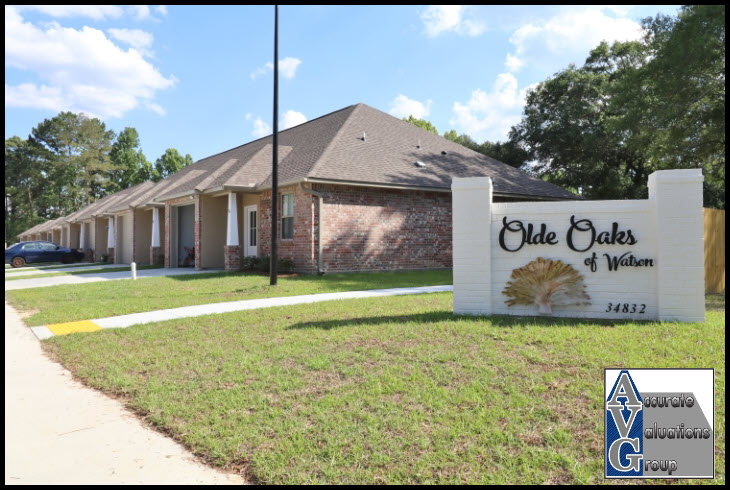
[5,241,85,268]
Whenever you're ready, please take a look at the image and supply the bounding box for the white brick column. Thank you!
[649,169,704,322]
[452,177,493,315]
[151,207,161,248]
[79,222,85,250]
[226,192,239,246]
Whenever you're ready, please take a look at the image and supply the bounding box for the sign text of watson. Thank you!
[499,215,654,273]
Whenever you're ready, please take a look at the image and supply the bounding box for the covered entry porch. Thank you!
[201,191,259,271]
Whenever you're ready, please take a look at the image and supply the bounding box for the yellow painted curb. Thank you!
[46,320,102,336]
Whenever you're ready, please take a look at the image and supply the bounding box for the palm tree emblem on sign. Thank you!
[502,257,590,315]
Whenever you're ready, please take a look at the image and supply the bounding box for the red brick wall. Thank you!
[318,184,452,273]
[259,183,452,274]
[259,184,317,274]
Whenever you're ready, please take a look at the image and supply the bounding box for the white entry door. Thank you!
[244,205,258,257]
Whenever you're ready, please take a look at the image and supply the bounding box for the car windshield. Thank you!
[6,243,22,252]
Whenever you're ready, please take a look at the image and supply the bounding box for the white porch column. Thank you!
[108,217,115,248]
[226,193,239,246]
[79,223,85,250]
[151,207,161,247]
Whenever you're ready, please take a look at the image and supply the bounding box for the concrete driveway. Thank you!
[5,268,223,291]
[4,301,245,485]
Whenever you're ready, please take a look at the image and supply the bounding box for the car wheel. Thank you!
[11,256,25,268]
[62,253,75,264]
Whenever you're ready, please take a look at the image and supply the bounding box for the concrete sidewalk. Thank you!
[4,301,245,485]
[5,267,223,291]
[32,285,454,339]
[5,263,127,277]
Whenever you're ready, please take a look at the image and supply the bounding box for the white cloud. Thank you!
[504,54,524,73]
[507,7,643,69]
[156,5,168,16]
[282,110,307,129]
[128,5,151,21]
[389,95,432,119]
[252,117,271,138]
[107,28,154,51]
[450,73,535,143]
[420,5,485,38]
[145,101,166,116]
[15,5,124,20]
[5,83,65,112]
[251,57,302,80]
[4,6,175,118]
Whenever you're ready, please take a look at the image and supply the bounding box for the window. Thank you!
[249,209,257,246]
[40,242,57,251]
[281,193,294,239]
[23,243,41,251]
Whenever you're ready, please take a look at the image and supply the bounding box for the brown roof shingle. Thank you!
[154,103,575,200]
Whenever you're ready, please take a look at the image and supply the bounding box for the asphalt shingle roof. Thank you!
[152,103,575,201]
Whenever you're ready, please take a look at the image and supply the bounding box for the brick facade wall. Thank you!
[150,246,163,265]
[259,183,453,274]
[259,184,317,274]
[164,202,171,268]
[224,245,241,271]
[319,184,452,273]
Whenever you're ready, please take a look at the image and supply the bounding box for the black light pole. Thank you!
[270,4,279,286]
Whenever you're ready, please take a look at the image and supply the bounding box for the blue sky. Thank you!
[5,5,680,163]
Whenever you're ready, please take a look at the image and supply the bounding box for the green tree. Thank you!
[443,130,479,151]
[5,137,45,242]
[109,127,152,191]
[402,115,438,135]
[29,112,117,209]
[476,140,532,170]
[77,115,116,203]
[153,148,193,182]
[509,6,724,206]
[628,5,725,207]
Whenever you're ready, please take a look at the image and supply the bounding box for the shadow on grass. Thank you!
[287,310,650,331]
[706,293,725,311]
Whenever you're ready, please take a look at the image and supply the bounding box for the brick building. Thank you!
[15,103,577,271]
[150,103,577,274]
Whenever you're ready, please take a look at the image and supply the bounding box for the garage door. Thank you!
[117,214,133,264]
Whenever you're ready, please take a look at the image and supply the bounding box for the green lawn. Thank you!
[4,265,162,281]
[4,262,106,273]
[41,293,725,484]
[6,270,451,326]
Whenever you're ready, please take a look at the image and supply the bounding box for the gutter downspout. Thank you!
[299,181,324,275]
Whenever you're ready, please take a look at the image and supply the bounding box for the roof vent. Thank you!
[417,139,421,149]
[441,151,447,155]
[362,132,366,142]
[415,161,426,168]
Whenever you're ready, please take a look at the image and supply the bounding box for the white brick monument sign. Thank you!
[452,169,704,322]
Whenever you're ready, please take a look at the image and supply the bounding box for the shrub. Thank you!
[253,255,294,273]
[100,254,108,263]
[241,255,258,271]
